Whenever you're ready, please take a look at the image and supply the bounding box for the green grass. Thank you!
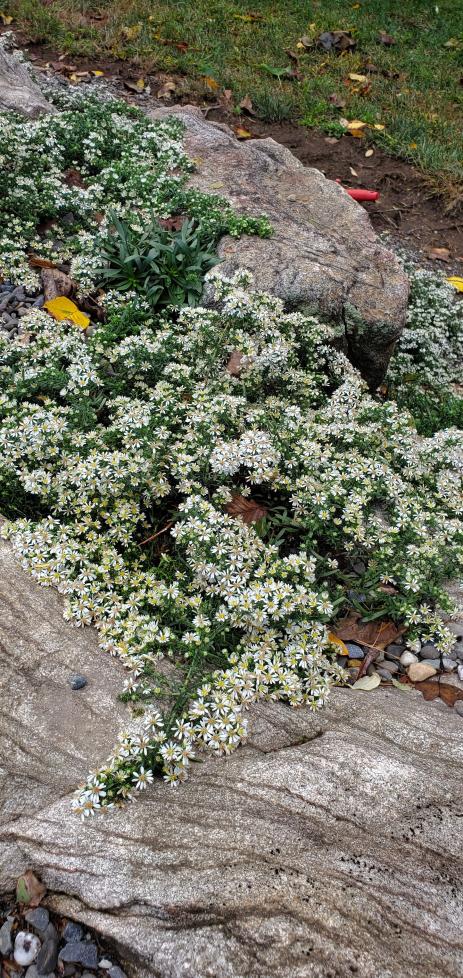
[5,0,463,198]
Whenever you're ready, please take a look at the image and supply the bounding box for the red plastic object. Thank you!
[335,179,379,202]
[346,188,379,201]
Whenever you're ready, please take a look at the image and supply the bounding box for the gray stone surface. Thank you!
[0,41,55,118]
[149,105,409,388]
[1,539,463,977]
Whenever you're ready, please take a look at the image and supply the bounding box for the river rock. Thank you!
[407,662,437,682]
[0,39,56,118]
[149,105,409,389]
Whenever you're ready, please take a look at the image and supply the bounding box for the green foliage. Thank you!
[97,214,220,308]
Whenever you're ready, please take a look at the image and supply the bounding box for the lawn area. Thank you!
[4,0,463,200]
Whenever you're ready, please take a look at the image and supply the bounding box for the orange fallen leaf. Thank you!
[203,75,220,91]
[235,127,253,139]
[328,632,349,656]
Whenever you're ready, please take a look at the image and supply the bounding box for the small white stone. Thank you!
[14,932,41,967]
[99,961,113,970]
[457,664,463,682]
[400,651,418,667]
[407,662,437,682]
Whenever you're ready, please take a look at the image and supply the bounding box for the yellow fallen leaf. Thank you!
[349,129,365,139]
[346,119,367,130]
[373,123,385,131]
[235,127,253,139]
[349,73,367,83]
[121,23,142,40]
[44,296,90,329]
[409,141,418,149]
[328,632,349,656]
[0,11,13,24]
[92,70,105,77]
[68,73,80,84]
[446,276,463,293]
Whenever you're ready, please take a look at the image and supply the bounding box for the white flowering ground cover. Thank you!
[0,84,462,817]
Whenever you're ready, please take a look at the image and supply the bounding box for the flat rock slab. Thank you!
[1,542,463,977]
[150,106,409,388]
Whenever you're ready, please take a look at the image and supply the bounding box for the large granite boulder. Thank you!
[150,105,409,389]
[1,539,463,978]
[0,39,55,118]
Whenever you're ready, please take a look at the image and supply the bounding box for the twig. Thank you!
[139,521,173,546]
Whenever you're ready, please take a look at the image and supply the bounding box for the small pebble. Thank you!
[385,643,404,656]
[458,665,463,682]
[378,660,399,675]
[0,916,14,956]
[68,674,87,690]
[408,662,437,682]
[454,701,463,717]
[58,941,98,969]
[345,642,365,660]
[36,934,58,974]
[14,932,41,966]
[447,622,463,638]
[99,959,113,969]
[108,968,127,978]
[63,921,84,943]
[400,651,418,667]
[25,908,50,935]
[420,642,439,659]
[25,966,54,978]
[377,667,394,681]
[442,656,457,672]
[420,657,441,671]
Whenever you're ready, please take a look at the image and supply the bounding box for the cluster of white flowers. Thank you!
[387,265,463,398]
[1,267,462,816]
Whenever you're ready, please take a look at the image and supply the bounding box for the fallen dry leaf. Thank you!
[226,350,245,376]
[121,22,142,40]
[16,870,46,908]
[28,255,58,269]
[352,673,381,691]
[0,11,13,24]
[333,612,405,651]
[44,296,90,329]
[157,80,176,99]
[378,31,396,45]
[124,77,146,93]
[317,30,356,53]
[428,247,450,262]
[328,632,349,656]
[203,75,220,92]
[328,93,346,108]
[41,267,73,301]
[225,494,268,524]
[235,127,253,140]
[348,72,367,83]
[63,168,86,189]
[447,276,463,293]
[239,95,256,116]
[233,11,263,21]
[410,678,463,707]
